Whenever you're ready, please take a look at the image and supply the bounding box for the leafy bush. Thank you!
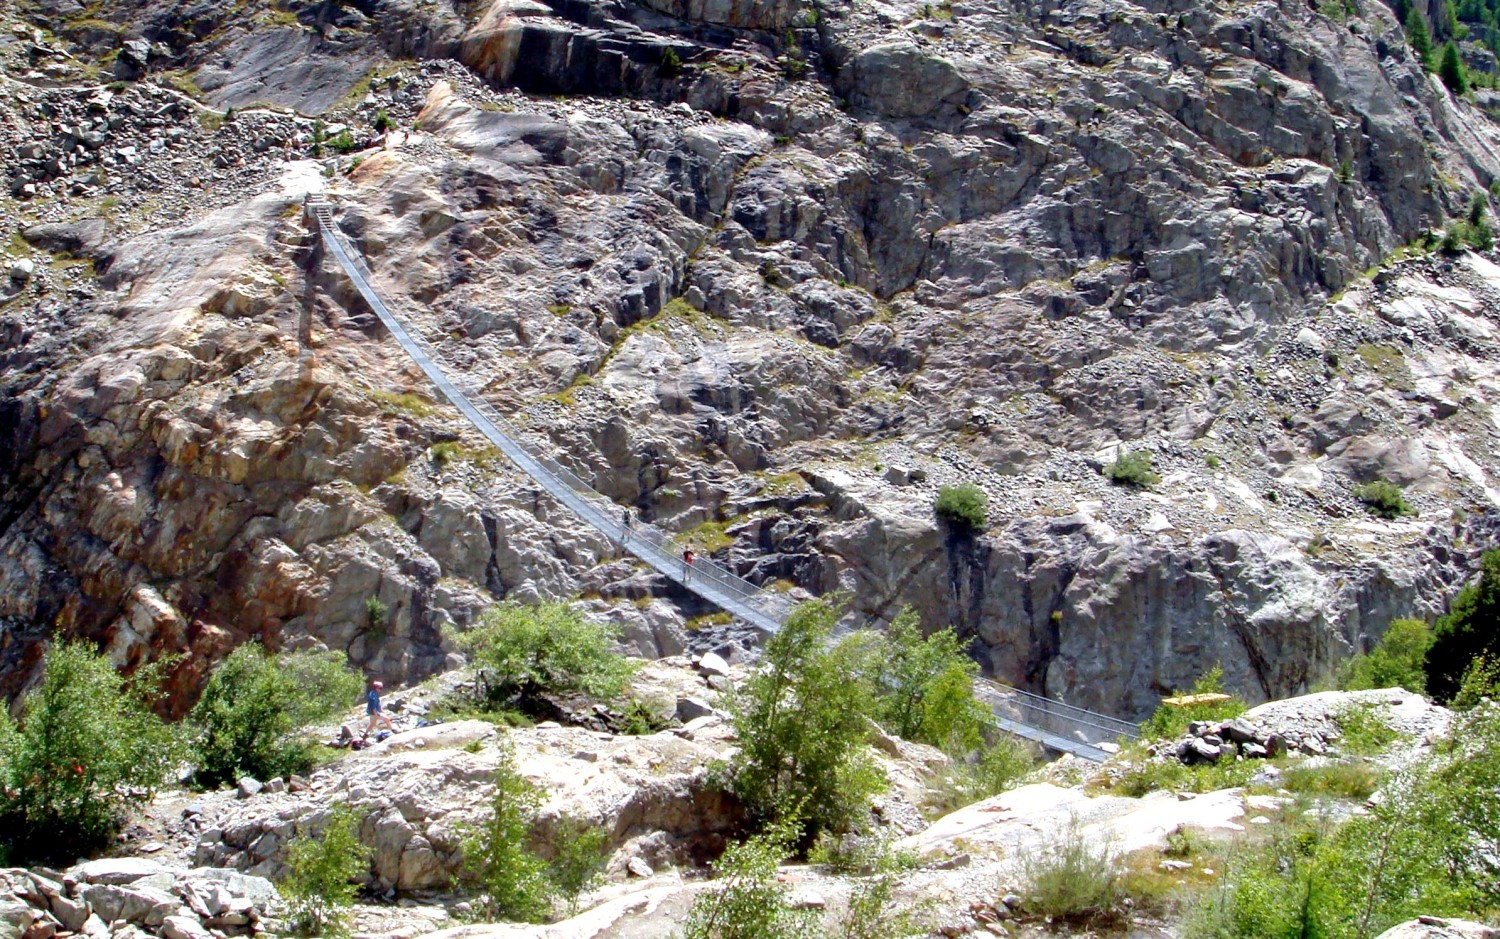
[463,744,553,922]
[365,595,389,629]
[816,835,926,939]
[0,642,182,864]
[1452,654,1500,710]
[373,108,394,133]
[723,597,886,843]
[280,805,371,939]
[1338,618,1432,693]
[1427,549,1500,701]
[190,645,361,788]
[1354,481,1413,520]
[1020,824,1123,925]
[328,129,357,154]
[856,609,988,753]
[459,601,638,712]
[547,817,609,914]
[1139,666,1247,741]
[1335,705,1400,756]
[679,820,817,939]
[925,735,1039,816]
[933,483,988,531]
[1105,450,1161,488]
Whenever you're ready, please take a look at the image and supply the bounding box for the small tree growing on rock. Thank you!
[1339,618,1433,693]
[1105,450,1161,489]
[856,608,989,754]
[459,601,638,715]
[933,483,988,531]
[723,597,886,844]
[0,642,182,864]
[190,645,361,788]
[1353,479,1413,519]
[1439,40,1470,93]
[1427,549,1500,702]
[280,804,370,939]
[462,744,553,922]
[679,819,817,939]
[1407,7,1434,69]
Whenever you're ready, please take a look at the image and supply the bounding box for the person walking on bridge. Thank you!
[682,548,695,581]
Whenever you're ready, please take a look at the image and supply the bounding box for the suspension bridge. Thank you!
[306,198,1138,761]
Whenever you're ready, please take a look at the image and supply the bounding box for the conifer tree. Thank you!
[1408,7,1435,69]
[1440,40,1471,93]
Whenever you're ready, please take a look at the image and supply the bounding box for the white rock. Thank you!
[159,916,214,939]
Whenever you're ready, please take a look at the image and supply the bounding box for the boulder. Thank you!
[1374,919,1500,939]
[0,898,35,939]
[78,884,177,926]
[675,696,716,723]
[696,652,731,678]
[46,895,86,934]
[70,859,169,887]
[836,43,969,118]
[159,917,213,939]
[236,778,263,799]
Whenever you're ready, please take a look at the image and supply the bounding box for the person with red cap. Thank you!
[364,679,395,738]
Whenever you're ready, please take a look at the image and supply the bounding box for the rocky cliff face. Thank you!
[4,0,1500,715]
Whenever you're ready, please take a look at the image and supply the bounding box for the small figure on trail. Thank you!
[364,680,395,738]
[682,548,696,580]
[622,508,634,535]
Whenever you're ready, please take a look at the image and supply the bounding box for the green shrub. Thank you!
[1020,824,1123,925]
[280,805,371,939]
[1139,666,1247,741]
[660,46,683,76]
[1335,705,1400,756]
[1439,40,1469,93]
[856,609,988,753]
[933,483,988,531]
[1338,618,1432,693]
[1114,754,1255,797]
[430,441,459,469]
[1427,550,1500,701]
[463,744,553,922]
[924,735,1039,816]
[819,835,925,939]
[1353,480,1412,519]
[547,817,609,914]
[459,601,638,712]
[373,108,394,133]
[0,642,182,864]
[679,819,817,939]
[328,129,357,154]
[723,597,886,843]
[365,596,389,630]
[1105,450,1161,488]
[1281,760,1385,800]
[190,645,361,788]
[1451,654,1500,710]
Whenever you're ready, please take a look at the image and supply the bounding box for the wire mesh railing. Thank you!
[312,203,789,635]
[309,199,1139,760]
